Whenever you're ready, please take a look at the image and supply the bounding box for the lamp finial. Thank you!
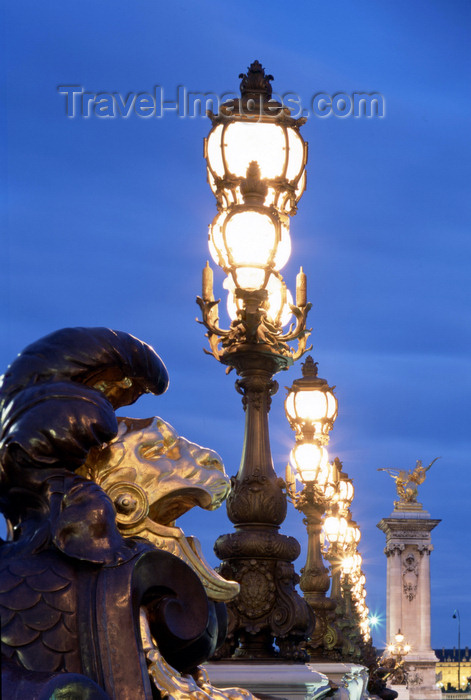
[239,60,274,99]
[302,355,318,378]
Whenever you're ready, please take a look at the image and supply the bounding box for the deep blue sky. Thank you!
[2,1,470,650]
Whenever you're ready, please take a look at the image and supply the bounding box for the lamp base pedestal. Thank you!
[214,528,314,661]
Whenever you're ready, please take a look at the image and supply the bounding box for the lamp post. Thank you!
[284,356,340,658]
[329,513,365,660]
[385,629,411,684]
[453,609,461,690]
[286,460,340,658]
[198,61,314,661]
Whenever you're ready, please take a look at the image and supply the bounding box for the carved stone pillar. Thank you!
[384,542,404,643]
[418,544,433,651]
[378,501,441,700]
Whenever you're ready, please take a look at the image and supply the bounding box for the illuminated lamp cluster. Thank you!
[202,60,308,331]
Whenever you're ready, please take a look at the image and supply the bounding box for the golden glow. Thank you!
[285,381,337,439]
[233,267,266,290]
[206,123,225,176]
[286,127,305,181]
[209,208,291,296]
[336,479,354,508]
[290,442,328,482]
[224,122,286,179]
[207,121,302,182]
[322,462,339,500]
[324,514,348,543]
[395,631,405,644]
[298,390,328,422]
[225,210,277,267]
[346,521,361,545]
[341,552,362,574]
[208,219,229,268]
[265,274,293,326]
[224,273,293,327]
[205,120,307,212]
[273,219,291,270]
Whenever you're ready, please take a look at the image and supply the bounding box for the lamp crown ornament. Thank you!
[302,354,319,378]
[239,60,274,99]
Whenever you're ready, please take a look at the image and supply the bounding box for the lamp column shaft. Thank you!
[237,369,278,485]
[330,552,342,602]
[300,502,330,601]
[297,499,335,657]
[214,350,314,661]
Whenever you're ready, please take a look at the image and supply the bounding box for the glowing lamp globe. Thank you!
[224,271,293,327]
[333,466,354,512]
[205,121,307,213]
[289,441,329,484]
[346,518,361,546]
[285,356,338,442]
[341,552,362,575]
[324,513,349,546]
[209,206,291,293]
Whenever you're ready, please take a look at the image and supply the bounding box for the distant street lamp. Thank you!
[385,629,411,684]
[453,609,461,690]
[198,61,314,661]
[284,358,342,658]
[323,491,372,662]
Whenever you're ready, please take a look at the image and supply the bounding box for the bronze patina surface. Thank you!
[0,327,252,700]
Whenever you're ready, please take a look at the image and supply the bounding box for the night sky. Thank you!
[2,1,470,651]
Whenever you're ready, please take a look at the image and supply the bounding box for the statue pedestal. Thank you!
[405,654,441,700]
[205,662,369,700]
[378,502,441,700]
[389,685,410,700]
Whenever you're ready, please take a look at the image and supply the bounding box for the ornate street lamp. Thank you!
[322,505,363,659]
[285,355,338,444]
[198,61,314,661]
[453,609,461,690]
[284,358,341,658]
[384,629,411,685]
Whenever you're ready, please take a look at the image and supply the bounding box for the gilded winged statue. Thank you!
[0,327,256,700]
[378,458,440,503]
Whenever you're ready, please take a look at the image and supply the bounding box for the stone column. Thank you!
[378,501,441,700]
[418,544,433,651]
[385,543,404,643]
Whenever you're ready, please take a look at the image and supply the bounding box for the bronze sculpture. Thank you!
[378,458,439,504]
[0,327,253,700]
